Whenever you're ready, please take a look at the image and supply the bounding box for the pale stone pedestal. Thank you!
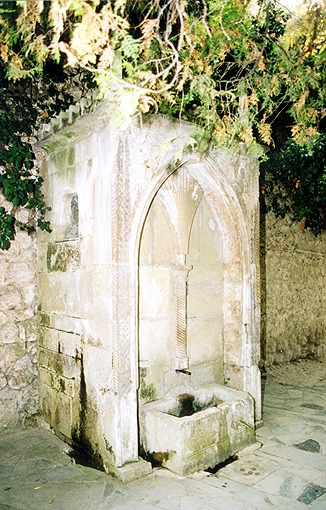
[114,458,152,483]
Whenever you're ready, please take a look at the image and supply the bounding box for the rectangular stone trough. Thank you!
[139,384,255,476]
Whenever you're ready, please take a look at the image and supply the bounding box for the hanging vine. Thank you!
[0,0,325,248]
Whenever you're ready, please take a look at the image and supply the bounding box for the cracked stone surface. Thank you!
[1,369,326,510]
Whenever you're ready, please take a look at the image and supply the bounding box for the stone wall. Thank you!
[0,196,38,431]
[261,211,326,366]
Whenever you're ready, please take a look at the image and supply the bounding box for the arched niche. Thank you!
[136,157,251,408]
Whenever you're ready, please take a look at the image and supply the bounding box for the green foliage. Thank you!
[0,68,51,248]
[0,56,93,250]
[0,206,15,250]
[1,0,325,147]
[262,135,326,234]
[0,0,326,248]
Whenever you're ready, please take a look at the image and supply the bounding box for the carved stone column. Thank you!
[175,262,193,371]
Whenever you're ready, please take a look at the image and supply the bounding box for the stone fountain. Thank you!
[37,111,261,481]
[138,163,257,474]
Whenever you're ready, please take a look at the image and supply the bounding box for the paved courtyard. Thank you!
[1,362,326,510]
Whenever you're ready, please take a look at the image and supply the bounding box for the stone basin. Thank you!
[139,384,255,476]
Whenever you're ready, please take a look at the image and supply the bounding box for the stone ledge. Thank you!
[114,458,152,483]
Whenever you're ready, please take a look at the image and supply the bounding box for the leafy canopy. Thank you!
[262,133,326,234]
[0,0,326,247]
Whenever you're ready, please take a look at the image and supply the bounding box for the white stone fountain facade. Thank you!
[36,107,261,481]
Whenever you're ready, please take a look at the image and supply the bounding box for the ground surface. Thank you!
[266,358,326,387]
[1,360,326,510]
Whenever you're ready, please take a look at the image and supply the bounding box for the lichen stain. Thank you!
[54,405,60,427]
[104,437,115,462]
[139,367,157,403]
[71,352,104,471]
[216,420,233,461]
[39,312,50,327]
[51,352,63,377]
[47,242,80,272]
[51,144,76,176]
[86,336,102,348]
[59,377,66,392]
[42,397,52,424]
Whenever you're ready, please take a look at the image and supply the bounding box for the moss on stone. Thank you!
[39,311,50,327]
[139,367,157,403]
[47,242,80,272]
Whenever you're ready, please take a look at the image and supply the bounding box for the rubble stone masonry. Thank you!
[261,211,326,366]
[0,195,38,430]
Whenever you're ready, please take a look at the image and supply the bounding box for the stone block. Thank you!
[224,364,245,390]
[139,198,175,265]
[139,266,172,319]
[223,324,244,365]
[187,317,223,364]
[140,384,255,476]
[92,268,111,319]
[138,318,172,367]
[0,343,25,372]
[65,271,92,318]
[57,330,81,358]
[6,262,34,285]
[40,383,73,439]
[83,345,112,388]
[190,361,224,387]
[40,366,76,398]
[0,285,22,311]
[0,386,20,429]
[50,314,82,335]
[114,458,152,483]
[16,230,35,251]
[39,326,59,351]
[39,366,53,387]
[39,348,80,380]
[0,322,19,344]
[21,282,36,308]
[187,264,223,285]
[7,354,35,390]
[188,284,223,317]
[17,383,39,419]
[38,273,67,314]
[47,241,80,272]
[75,133,97,164]
[15,306,34,322]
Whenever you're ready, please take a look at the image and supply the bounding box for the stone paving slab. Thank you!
[216,453,280,486]
[310,494,326,510]
[1,376,326,510]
